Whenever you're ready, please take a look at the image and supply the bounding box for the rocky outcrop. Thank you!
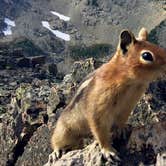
[0,37,45,70]
[44,121,166,166]
[0,56,101,166]
[0,56,165,166]
[15,125,52,166]
[0,81,50,166]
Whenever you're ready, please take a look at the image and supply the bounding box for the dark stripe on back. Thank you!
[67,73,95,110]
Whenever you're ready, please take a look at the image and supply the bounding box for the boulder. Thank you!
[17,57,30,68]
[29,55,46,68]
[16,125,52,166]
[44,121,166,166]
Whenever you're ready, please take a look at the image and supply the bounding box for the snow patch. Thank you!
[4,18,16,27]
[3,26,12,36]
[42,21,51,30]
[3,18,16,36]
[51,30,70,41]
[50,11,70,21]
[41,21,70,41]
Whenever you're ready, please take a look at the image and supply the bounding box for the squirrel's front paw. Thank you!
[49,149,61,161]
[101,148,121,162]
[44,149,61,166]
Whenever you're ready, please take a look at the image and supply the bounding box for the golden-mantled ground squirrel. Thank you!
[49,28,166,163]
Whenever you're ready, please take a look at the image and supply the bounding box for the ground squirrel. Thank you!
[48,28,166,163]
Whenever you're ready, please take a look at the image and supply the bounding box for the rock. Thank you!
[44,121,166,166]
[10,48,24,58]
[123,122,166,166]
[17,57,30,67]
[47,87,61,115]
[29,55,46,68]
[127,122,166,155]
[48,63,58,76]
[0,80,53,166]
[0,65,67,166]
[16,125,52,166]
[71,58,99,83]
[149,20,166,48]
[9,81,17,86]
[0,39,46,69]
[0,58,6,69]
[0,96,24,166]
[37,63,58,77]
[8,58,103,165]
[15,83,49,123]
[45,143,104,166]
[128,77,166,127]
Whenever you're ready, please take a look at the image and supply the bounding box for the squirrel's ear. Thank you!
[138,27,148,41]
[118,30,136,55]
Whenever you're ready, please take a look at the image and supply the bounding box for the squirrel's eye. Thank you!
[141,52,153,62]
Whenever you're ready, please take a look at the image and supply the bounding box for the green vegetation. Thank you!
[69,43,113,60]
[11,38,43,56]
[16,84,33,102]
[16,84,31,112]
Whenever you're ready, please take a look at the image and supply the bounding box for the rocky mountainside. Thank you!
[0,0,166,166]
[1,55,166,166]
[0,0,165,48]
[0,0,165,74]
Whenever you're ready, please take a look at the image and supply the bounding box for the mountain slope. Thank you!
[0,0,165,53]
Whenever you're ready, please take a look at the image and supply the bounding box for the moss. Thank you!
[15,85,32,112]
[69,43,113,60]
[16,84,30,100]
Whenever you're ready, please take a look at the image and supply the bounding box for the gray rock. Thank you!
[47,87,61,115]
[0,0,165,54]
[17,57,30,68]
[44,121,166,166]
[30,55,46,68]
[71,58,97,83]
[16,125,52,166]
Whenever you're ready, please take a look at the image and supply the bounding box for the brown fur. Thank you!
[50,28,166,159]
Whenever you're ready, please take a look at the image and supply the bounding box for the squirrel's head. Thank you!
[116,28,166,82]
